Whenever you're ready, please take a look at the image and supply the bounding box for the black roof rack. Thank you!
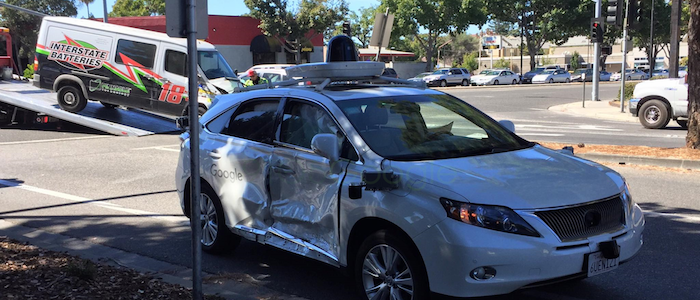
[233,75,426,93]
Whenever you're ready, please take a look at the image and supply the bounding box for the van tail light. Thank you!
[33,56,38,71]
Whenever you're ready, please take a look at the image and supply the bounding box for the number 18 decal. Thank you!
[159,83,187,104]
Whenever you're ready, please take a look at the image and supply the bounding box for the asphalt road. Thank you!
[441,82,687,148]
[0,83,696,299]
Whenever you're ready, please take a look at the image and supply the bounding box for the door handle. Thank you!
[272,165,295,175]
[209,150,221,159]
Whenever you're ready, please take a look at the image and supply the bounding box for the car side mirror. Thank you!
[499,120,515,133]
[311,133,339,161]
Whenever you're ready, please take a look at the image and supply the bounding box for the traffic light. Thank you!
[629,0,643,28]
[606,0,623,27]
[342,21,351,36]
[591,19,604,43]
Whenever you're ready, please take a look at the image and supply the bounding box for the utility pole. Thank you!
[620,0,631,113]
[520,7,524,84]
[103,0,108,23]
[670,0,682,78]
[592,0,602,101]
[648,0,655,79]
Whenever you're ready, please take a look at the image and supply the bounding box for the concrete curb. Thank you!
[0,220,309,300]
[433,80,621,91]
[577,153,700,170]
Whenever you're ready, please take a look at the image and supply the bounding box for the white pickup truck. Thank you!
[629,77,688,129]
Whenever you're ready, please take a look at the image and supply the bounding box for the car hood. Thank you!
[423,75,444,80]
[532,74,552,79]
[209,78,240,94]
[473,75,497,80]
[392,146,623,209]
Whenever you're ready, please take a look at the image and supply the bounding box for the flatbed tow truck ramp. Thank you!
[0,81,179,136]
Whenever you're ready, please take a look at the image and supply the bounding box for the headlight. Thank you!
[439,198,540,237]
[622,181,634,215]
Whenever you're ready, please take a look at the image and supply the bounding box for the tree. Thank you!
[328,6,377,48]
[460,52,479,72]
[0,0,77,65]
[381,0,488,71]
[493,58,510,69]
[245,0,348,64]
[489,20,519,36]
[570,51,581,70]
[486,0,592,70]
[629,0,672,74]
[441,33,479,66]
[687,0,699,148]
[78,0,95,17]
[109,0,164,17]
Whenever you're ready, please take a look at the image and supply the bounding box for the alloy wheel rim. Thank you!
[645,107,660,123]
[200,193,218,246]
[362,244,414,300]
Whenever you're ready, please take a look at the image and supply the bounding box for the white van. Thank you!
[33,17,242,116]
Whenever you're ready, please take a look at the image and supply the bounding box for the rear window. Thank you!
[115,39,156,69]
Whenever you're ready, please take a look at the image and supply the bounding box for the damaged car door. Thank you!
[201,98,280,233]
[267,98,349,265]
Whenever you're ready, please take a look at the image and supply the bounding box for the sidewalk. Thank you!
[548,99,637,123]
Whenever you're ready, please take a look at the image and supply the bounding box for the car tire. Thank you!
[198,184,241,254]
[57,85,88,113]
[512,79,517,84]
[355,230,429,300]
[493,80,499,85]
[461,79,469,86]
[565,78,570,83]
[627,76,632,81]
[100,101,118,109]
[638,100,671,129]
[440,80,447,87]
[549,78,554,83]
[677,119,689,129]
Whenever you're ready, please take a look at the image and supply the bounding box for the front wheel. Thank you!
[440,80,447,87]
[493,80,499,85]
[57,85,87,113]
[565,78,570,83]
[461,79,469,86]
[549,78,554,83]
[355,230,429,300]
[627,76,632,81]
[197,184,241,254]
[512,79,517,84]
[639,100,671,129]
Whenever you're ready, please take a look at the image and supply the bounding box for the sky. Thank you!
[76,0,479,35]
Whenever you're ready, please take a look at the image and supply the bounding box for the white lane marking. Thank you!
[522,290,588,300]
[0,136,108,146]
[516,124,623,132]
[132,144,181,152]
[644,211,700,222]
[0,179,187,224]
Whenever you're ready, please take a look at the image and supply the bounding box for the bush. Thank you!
[617,82,638,102]
[460,52,479,72]
[493,58,510,69]
[23,64,33,79]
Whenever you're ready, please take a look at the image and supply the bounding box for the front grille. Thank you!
[535,196,625,242]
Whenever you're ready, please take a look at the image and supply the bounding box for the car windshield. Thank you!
[415,73,431,78]
[573,69,586,75]
[487,71,501,75]
[433,69,449,74]
[529,68,545,74]
[198,51,236,80]
[542,70,555,74]
[336,94,532,161]
[479,70,491,74]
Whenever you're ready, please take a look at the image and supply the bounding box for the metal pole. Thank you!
[0,2,48,17]
[103,0,108,23]
[620,0,631,113]
[669,0,682,78]
[490,49,493,68]
[648,0,655,79]
[520,7,524,84]
[592,0,602,101]
[186,0,202,299]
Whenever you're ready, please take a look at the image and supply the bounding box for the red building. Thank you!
[104,15,324,72]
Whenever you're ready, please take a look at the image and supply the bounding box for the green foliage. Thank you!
[680,56,688,67]
[617,82,638,101]
[0,0,77,62]
[381,0,488,71]
[570,51,581,71]
[246,0,348,63]
[23,63,33,79]
[493,58,510,69]
[329,6,377,47]
[460,52,479,72]
[489,20,519,36]
[486,0,593,69]
[109,0,164,17]
[442,33,479,66]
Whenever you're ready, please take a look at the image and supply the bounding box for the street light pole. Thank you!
[103,0,108,23]
[592,0,602,101]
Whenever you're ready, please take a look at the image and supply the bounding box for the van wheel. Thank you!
[197,184,241,254]
[100,101,118,109]
[57,85,87,113]
[355,230,429,300]
[639,100,671,129]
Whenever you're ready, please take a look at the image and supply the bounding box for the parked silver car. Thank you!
[611,69,649,81]
[422,68,472,87]
[532,69,571,83]
[470,69,520,85]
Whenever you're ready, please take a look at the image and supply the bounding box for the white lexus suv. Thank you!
[175,37,644,300]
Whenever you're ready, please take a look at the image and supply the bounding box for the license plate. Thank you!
[586,251,619,277]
